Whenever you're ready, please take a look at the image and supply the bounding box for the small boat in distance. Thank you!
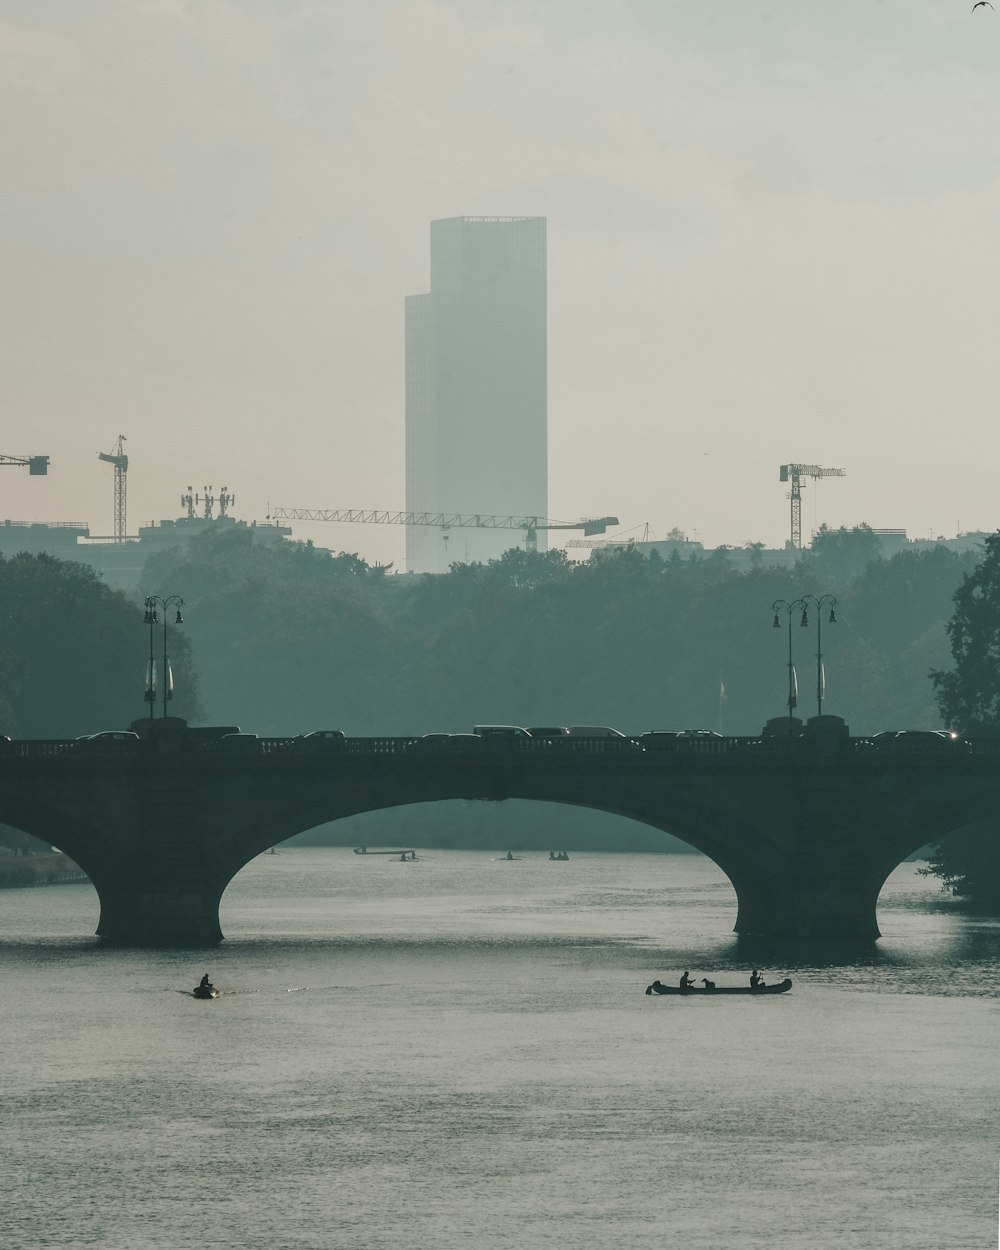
[645,978,792,996]
[193,983,220,999]
[353,847,416,856]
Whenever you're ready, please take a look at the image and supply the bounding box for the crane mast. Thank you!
[98,435,128,542]
[779,464,846,549]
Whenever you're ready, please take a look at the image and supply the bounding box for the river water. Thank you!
[2,849,997,1250]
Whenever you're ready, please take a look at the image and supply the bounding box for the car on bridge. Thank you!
[278,730,347,754]
[207,733,261,755]
[62,730,141,755]
[405,733,482,753]
[868,730,972,753]
[639,730,725,753]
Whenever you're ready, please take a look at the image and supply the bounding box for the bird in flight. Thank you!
[973,1,994,11]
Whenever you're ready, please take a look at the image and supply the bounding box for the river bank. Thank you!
[0,850,88,889]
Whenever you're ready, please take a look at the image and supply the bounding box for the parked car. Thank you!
[526,726,569,739]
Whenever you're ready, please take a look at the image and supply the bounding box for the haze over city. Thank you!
[4,0,999,566]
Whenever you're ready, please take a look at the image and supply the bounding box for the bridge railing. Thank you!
[5,733,1000,759]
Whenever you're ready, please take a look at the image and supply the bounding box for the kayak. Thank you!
[646,978,792,996]
[193,984,220,999]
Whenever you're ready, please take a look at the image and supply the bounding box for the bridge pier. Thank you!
[94,875,225,945]
[735,882,881,941]
[728,817,888,940]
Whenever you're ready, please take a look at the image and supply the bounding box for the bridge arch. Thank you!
[6,741,1000,943]
[206,773,786,943]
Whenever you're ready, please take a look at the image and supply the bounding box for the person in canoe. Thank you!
[749,969,766,990]
[679,970,696,992]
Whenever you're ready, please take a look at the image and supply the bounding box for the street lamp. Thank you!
[143,595,184,719]
[799,594,837,719]
[771,598,808,735]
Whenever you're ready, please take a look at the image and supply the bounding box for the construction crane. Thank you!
[268,508,620,553]
[98,435,128,542]
[1,454,49,475]
[779,464,845,549]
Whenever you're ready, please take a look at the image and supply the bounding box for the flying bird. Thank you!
[972,1,994,11]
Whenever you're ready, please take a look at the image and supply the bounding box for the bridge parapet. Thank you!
[5,732,1000,759]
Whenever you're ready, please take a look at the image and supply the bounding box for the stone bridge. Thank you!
[0,721,997,945]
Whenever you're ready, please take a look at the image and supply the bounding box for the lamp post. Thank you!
[799,593,837,719]
[771,598,808,735]
[143,595,184,719]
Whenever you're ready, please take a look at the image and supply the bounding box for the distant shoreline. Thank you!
[0,851,89,890]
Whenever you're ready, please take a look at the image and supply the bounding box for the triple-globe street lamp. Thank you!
[143,595,184,719]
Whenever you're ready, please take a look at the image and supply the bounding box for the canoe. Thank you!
[193,985,220,999]
[646,978,792,996]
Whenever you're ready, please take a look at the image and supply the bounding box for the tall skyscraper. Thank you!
[405,216,547,573]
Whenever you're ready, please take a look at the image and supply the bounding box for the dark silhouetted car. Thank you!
[405,733,482,753]
[63,730,141,754]
[281,730,347,753]
[639,731,683,752]
[876,730,971,753]
[212,733,260,755]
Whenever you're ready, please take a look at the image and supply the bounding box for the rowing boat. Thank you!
[645,978,792,996]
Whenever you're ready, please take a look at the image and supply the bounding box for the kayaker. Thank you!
[679,970,696,991]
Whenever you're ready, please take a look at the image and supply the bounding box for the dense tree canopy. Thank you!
[932,532,1000,734]
[0,552,199,737]
[139,529,974,739]
[924,532,1000,906]
[920,825,1000,910]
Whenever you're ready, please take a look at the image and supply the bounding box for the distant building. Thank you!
[405,216,547,573]
[0,514,291,591]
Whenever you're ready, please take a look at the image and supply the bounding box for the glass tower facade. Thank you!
[405,216,547,573]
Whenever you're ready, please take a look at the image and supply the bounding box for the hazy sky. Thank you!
[3,0,999,567]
